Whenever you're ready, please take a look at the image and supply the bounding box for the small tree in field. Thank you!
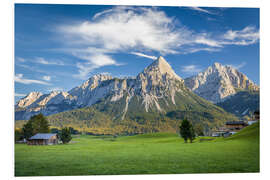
[179,119,191,143]
[60,127,72,144]
[189,126,196,143]
[179,118,196,143]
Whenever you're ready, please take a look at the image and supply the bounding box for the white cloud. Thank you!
[189,7,216,15]
[181,65,203,74]
[58,7,185,54]
[42,76,51,81]
[227,62,247,70]
[15,74,51,85]
[54,7,259,79]
[222,26,259,46]
[194,34,222,47]
[15,93,26,97]
[16,57,26,62]
[35,57,65,66]
[131,52,157,60]
[47,87,64,92]
[72,53,120,79]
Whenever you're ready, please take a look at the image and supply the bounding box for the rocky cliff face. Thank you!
[16,57,240,134]
[16,57,253,121]
[184,62,259,103]
[16,56,185,120]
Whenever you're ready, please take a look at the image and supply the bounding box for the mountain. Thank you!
[184,62,259,103]
[15,56,238,135]
[15,91,77,120]
[216,90,259,118]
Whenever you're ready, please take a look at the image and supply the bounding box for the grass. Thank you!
[15,123,259,176]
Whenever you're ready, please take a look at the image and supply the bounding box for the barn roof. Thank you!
[226,121,247,125]
[29,133,57,140]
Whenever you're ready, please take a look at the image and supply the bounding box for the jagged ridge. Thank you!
[184,62,259,103]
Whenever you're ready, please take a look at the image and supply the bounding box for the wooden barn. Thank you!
[27,133,58,145]
[225,121,248,132]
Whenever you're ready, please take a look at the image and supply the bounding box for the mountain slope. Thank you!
[216,90,259,118]
[184,63,259,103]
[43,57,238,134]
[16,56,239,134]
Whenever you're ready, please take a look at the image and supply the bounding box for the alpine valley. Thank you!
[15,57,259,135]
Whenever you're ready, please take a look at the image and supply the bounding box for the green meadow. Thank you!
[15,123,259,176]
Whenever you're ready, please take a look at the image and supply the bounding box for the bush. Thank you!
[60,127,72,144]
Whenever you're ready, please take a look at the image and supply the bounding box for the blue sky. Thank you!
[15,4,259,102]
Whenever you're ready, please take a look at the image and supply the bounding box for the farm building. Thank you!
[27,133,58,145]
[254,110,260,120]
[225,121,248,132]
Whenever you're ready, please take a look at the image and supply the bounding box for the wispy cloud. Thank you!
[131,52,157,60]
[16,57,26,62]
[222,26,259,46]
[35,57,65,66]
[227,62,247,70]
[54,7,259,79]
[47,87,64,92]
[15,74,51,85]
[72,53,121,79]
[15,93,26,97]
[188,7,216,15]
[181,65,203,74]
[42,75,51,81]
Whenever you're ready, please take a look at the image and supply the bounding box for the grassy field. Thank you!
[15,123,259,176]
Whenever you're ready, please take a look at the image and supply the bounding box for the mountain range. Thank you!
[15,56,259,134]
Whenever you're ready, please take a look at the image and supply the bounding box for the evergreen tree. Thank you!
[60,127,72,144]
[22,120,34,140]
[179,118,196,143]
[31,114,50,134]
[179,118,191,143]
[22,114,50,139]
[189,126,196,143]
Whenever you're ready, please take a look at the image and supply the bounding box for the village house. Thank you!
[27,133,58,145]
[225,121,248,132]
[254,110,260,120]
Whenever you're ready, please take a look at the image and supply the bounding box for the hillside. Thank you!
[216,90,259,118]
[225,121,259,141]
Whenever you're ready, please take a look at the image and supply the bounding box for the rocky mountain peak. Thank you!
[72,73,113,91]
[184,62,259,103]
[16,92,43,108]
[143,56,182,81]
[212,62,222,68]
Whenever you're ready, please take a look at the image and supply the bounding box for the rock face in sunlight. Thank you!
[15,57,237,124]
[16,56,241,134]
[184,62,259,103]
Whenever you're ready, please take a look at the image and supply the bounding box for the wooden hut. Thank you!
[27,133,58,145]
[225,121,248,132]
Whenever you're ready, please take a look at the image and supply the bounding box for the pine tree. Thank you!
[189,126,196,143]
[179,118,191,143]
[22,114,50,139]
[60,127,72,144]
[179,118,196,143]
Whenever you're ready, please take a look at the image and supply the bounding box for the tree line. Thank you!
[15,114,204,144]
[15,113,73,144]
